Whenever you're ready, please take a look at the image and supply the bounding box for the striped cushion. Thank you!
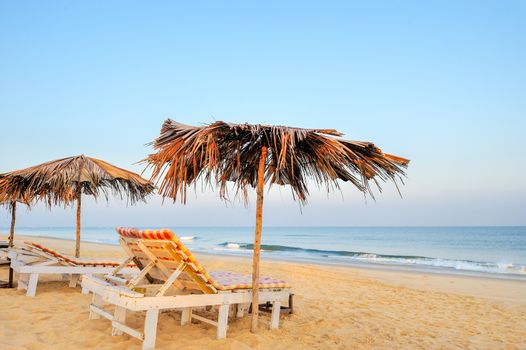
[24,241,135,268]
[209,271,290,290]
[116,227,291,291]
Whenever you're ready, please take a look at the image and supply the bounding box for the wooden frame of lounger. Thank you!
[82,228,291,350]
[8,242,137,297]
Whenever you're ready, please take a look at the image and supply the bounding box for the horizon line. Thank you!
[2,225,525,229]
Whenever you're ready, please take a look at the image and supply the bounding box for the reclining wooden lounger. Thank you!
[81,227,291,350]
[8,241,137,297]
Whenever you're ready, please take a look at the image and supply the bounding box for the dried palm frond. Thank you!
[145,119,409,204]
[0,177,29,207]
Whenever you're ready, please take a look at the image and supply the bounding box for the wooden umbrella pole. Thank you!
[251,146,267,333]
[7,201,16,288]
[75,164,84,258]
[75,189,81,258]
[8,201,16,247]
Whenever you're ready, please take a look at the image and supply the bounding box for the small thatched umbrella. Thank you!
[145,119,410,332]
[0,155,155,257]
[0,178,31,287]
[0,185,28,248]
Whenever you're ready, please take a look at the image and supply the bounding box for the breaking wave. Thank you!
[180,236,197,241]
[217,242,526,275]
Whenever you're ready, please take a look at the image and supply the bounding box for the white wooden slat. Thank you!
[89,293,108,320]
[236,302,250,318]
[142,309,159,350]
[156,262,185,297]
[191,313,218,327]
[17,280,27,290]
[216,304,229,339]
[108,254,134,277]
[105,274,128,285]
[181,307,192,326]
[270,301,281,329]
[17,273,28,291]
[26,273,39,297]
[33,259,59,267]
[89,304,114,321]
[127,259,157,288]
[112,306,127,336]
[137,241,173,278]
[112,321,143,340]
[105,290,290,311]
[69,274,80,288]
[12,263,136,275]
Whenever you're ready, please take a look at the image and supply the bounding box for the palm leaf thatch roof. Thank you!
[0,177,30,207]
[0,155,155,206]
[145,119,409,204]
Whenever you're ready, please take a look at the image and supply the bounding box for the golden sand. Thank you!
[0,236,525,349]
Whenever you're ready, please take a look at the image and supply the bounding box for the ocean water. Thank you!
[4,226,526,279]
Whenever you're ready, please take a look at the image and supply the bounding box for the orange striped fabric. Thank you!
[24,241,136,268]
[116,227,291,291]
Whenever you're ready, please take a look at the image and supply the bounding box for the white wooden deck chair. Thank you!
[82,227,291,350]
[8,241,137,297]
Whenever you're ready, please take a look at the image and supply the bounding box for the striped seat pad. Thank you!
[209,271,290,290]
[116,227,291,291]
[25,241,135,267]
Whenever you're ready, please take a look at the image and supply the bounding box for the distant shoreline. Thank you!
[2,225,526,230]
[5,233,526,283]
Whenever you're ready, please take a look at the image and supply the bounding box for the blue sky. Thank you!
[1,1,525,227]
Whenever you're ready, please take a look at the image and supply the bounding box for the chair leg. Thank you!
[17,273,28,291]
[270,301,281,329]
[112,306,127,336]
[143,309,159,350]
[235,304,242,318]
[228,304,237,320]
[236,302,250,318]
[181,307,192,326]
[69,274,81,288]
[217,304,229,339]
[89,294,104,320]
[26,273,39,297]
[81,274,92,294]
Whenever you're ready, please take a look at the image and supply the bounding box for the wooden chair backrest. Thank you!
[116,228,217,294]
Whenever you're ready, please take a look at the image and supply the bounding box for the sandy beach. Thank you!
[1,235,525,350]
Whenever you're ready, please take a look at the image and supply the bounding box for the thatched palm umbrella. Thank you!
[145,119,410,332]
[0,179,31,287]
[0,155,155,257]
[0,187,26,248]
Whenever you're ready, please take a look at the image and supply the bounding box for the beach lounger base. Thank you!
[8,246,137,297]
[83,275,289,349]
[81,228,291,350]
